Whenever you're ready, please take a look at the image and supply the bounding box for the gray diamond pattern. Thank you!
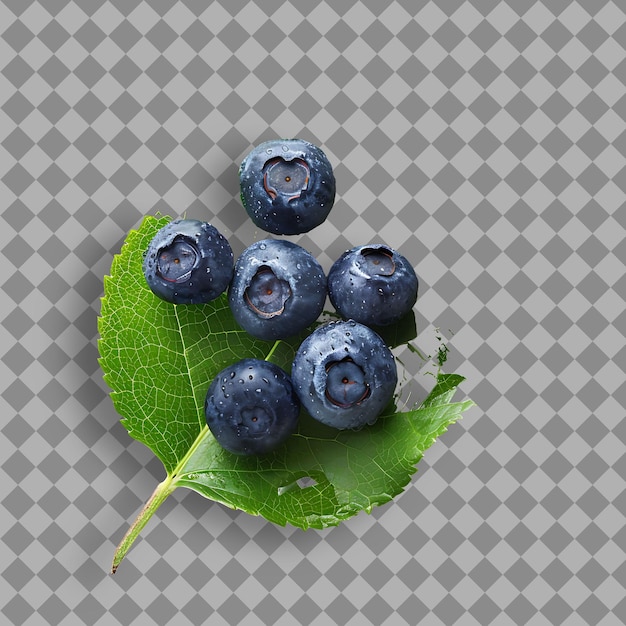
[2,1,625,625]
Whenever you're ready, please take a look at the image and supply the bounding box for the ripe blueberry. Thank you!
[239,138,336,235]
[205,358,300,456]
[143,219,233,304]
[328,244,418,327]
[228,239,327,341]
[291,320,397,430]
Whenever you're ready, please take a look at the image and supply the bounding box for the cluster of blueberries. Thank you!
[142,138,419,456]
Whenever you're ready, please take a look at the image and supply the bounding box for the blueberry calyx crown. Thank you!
[244,266,292,319]
[324,357,370,408]
[156,236,198,283]
[359,247,395,277]
[263,157,310,202]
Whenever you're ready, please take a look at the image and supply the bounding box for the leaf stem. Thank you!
[110,476,176,574]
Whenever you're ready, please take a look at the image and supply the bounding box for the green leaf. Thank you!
[98,215,474,572]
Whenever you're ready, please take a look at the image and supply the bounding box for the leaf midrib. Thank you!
[167,303,211,481]
[174,303,205,432]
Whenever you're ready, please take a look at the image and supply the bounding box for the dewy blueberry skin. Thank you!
[328,244,418,327]
[291,320,397,430]
[142,219,233,304]
[239,138,336,235]
[205,358,300,456]
[228,239,327,341]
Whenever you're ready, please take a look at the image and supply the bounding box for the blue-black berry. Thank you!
[328,244,418,327]
[205,358,300,456]
[143,219,233,304]
[228,239,327,341]
[239,138,336,235]
[291,320,397,430]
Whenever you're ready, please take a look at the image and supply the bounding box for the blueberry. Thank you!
[291,320,397,430]
[143,219,233,304]
[328,244,418,327]
[228,239,327,341]
[205,358,300,456]
[239,138,336,235]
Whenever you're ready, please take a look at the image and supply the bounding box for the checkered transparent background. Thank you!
[2,1,625,624]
